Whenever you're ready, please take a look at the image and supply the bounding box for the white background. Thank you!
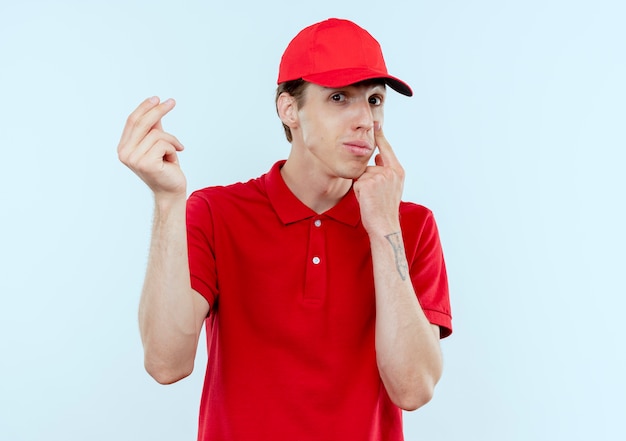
[1,0,625,439]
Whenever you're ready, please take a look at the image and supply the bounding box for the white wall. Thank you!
[1,1,624,439]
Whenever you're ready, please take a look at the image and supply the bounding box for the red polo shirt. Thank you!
[186,161,452,441]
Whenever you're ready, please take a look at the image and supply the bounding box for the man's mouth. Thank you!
[343,140,373,156]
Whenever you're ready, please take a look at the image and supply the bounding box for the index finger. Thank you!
[374,125,400,168]
[119,97,175,148]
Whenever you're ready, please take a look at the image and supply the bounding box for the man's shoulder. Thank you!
[399,200,434,220]
[189,174,267,206]
[398,201,443,241]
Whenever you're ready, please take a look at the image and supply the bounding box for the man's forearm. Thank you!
[371,230,443,411]
[138,195,207,384]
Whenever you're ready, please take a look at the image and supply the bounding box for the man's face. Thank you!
[293,81,386,180]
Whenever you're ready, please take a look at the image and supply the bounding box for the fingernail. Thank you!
[374,122,382,131]
[149,96,159,104]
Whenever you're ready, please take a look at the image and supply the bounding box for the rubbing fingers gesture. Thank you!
[117,97,187,199]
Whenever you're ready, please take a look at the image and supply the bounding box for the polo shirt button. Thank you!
[314,219,322,227]
[312,256,321,265]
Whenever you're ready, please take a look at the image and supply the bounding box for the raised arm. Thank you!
[117,97,209,384]
[353,124,443,411]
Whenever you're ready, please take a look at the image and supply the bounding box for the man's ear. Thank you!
[277,92,299,129]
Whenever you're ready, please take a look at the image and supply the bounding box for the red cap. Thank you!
[278,18,413,97]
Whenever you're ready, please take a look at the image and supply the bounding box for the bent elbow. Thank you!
[388,377,436,412]
[395,385,434,411]
[149,368,192,385]
[145,359,193,385]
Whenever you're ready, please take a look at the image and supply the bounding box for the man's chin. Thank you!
[336,160,369,181]
[351,166,369,180]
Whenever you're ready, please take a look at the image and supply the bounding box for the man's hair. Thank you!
[275,79,308,143]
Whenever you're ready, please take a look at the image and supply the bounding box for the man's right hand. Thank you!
[117,97,187,200]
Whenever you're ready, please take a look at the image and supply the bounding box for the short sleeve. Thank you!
[402,205,452,338]
[186,190,219,308]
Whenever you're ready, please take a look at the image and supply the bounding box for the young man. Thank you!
[118,18,452,441]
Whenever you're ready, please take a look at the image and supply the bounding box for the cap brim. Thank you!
[302,67,413,97]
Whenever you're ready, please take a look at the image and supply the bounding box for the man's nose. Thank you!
[352,100,375,132]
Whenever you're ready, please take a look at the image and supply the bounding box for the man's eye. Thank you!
[331,93,346,102]
[369,96,383,105]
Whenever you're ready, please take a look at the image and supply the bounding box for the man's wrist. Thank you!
[154,191,187,214]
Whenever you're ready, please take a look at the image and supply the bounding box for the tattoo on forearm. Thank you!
[385,232,408,281]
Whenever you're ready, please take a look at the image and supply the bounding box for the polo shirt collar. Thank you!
[265,160,361,227]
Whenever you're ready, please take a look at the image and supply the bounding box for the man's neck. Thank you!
[280,157,353,215]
